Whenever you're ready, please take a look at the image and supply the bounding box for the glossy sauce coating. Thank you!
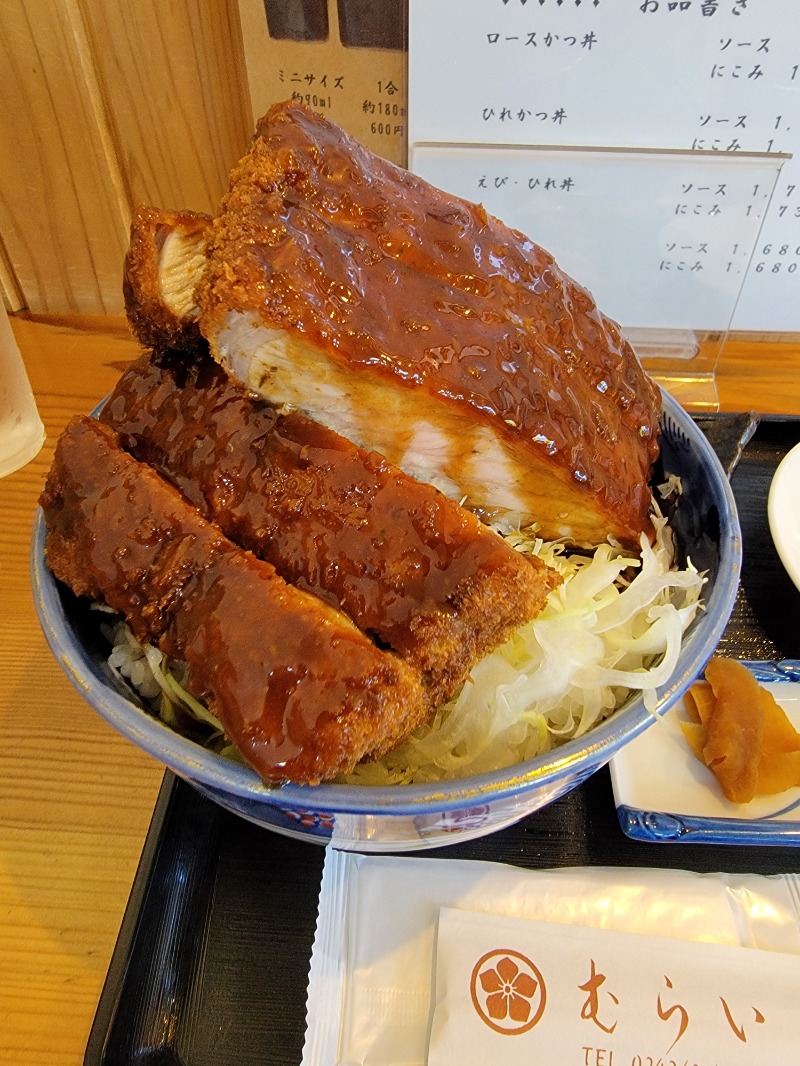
[199,102,661,543]
[40,417,428,784]
[123,205,210,353]
[101,351,558,703]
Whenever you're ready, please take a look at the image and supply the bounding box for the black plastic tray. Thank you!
[85,415,800,1066]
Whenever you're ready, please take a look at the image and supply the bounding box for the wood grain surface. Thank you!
[0,0,250,314]
[0,316,163,1066]
[0,313,798,1065]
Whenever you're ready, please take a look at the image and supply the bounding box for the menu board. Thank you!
[237,0,408,166]
[407,0,800,334]
[410,143,784,334]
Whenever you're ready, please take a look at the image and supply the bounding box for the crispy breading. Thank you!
[197,101,661,548]
[101,349,561,706]
[124,204,210,352]
[40,416,430,785]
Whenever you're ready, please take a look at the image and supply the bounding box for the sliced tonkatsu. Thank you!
[100,349,560,706]
[40,416,429,784]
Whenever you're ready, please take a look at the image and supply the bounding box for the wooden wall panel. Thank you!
[81,0,251,215]
[0,0,130,313]
[0,0,251,314]
[0,236,25,312]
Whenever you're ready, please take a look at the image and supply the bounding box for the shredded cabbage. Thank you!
[101,618,244,761]
[342,503,704,785]
[99,498,705,786]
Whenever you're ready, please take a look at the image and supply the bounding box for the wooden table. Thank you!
[1,314,799,1066]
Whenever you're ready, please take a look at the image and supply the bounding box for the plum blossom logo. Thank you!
[470,948,546,1035]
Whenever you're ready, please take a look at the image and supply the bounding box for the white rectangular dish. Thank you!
[610,661,800,844]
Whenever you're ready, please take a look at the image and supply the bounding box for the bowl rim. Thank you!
[31,389,741,815]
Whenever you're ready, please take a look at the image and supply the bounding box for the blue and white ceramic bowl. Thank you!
[31,390,741,851]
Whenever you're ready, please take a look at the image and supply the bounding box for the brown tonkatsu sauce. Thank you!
[100,350,558,704]
[198,102,661,543]
[40,416,428,784]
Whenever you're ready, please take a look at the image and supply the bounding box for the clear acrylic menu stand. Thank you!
[410,143,787,411]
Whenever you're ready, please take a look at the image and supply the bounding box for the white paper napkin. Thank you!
[429,906,800,1065]
[301,853,800,1066]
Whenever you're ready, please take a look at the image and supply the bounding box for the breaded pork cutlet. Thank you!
[193,101,661,548]
[101,349,560,706]
[123,205,210,353]
[40,417,429,785]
